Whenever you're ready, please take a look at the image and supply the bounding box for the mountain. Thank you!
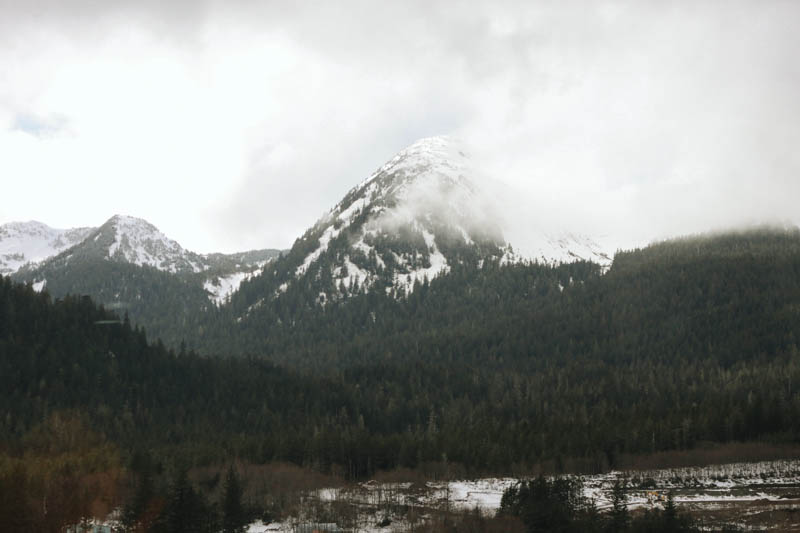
[228,136,609,322]
[7,227,798,475]
[12,214,282,304]
[285,135,510,299]
[5,136,609,351]
[3,224,800,529]
[0,220,94,275]
[86,214,208,274]
[11,214,282,347]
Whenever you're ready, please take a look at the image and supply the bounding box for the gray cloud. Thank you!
[1,1,798,253]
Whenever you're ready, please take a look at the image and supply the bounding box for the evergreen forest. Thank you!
[1,228,800,530]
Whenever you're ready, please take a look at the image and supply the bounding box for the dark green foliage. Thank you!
[2,228,800,480]
[500,477,697,533]
[499,477,588,532]
[123,451,158,529]
[11,255,216,350]
[608,482,629,532]
[10,236,282,352]
[153,467,216,533]
[221,466,247,533]
[0,275,355,468]
[628,491,696,533]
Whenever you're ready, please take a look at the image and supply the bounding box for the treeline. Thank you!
[0,277,354,457]
[203,227,800,375]
[1,229,800,528]
[499,477,696,532]
[11,254,217,348]
[194,228,800,470]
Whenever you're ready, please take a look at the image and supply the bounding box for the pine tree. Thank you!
[608,481,629,532]
[221,465,247,533]
[155,467,215,533]
[663,490,677,527]
[122,468,154,529]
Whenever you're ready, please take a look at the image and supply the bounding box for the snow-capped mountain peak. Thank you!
[96,214,204,274]
[255,136,510,308]
[10,214,282,304]
[0,220,94,275]
[360,135,471,191]
[241,135,615,314]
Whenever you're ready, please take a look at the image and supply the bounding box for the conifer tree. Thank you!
[608,481,629,532]
[155,467,215,533]
[222,465,247,533]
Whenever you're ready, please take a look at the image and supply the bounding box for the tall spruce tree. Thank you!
[154,467,215,533]
[608,481,629,533]
[222,465,247,533]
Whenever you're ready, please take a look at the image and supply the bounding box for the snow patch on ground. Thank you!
[500,245,520,266]
[510,232,613,268]
[204,271,256,305]
[425,479,516,512]
[352,233,385,269]
[392,229,450,293]
[333,255,372,292]
[306,459,800,517]
[296,225,341,277]
[82,459,800,533]
[337,181,379,224]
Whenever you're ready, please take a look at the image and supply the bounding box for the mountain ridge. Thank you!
[0,220,95,275]
[8,214,283,303]
[228,136,612,324]
[5,136,614,339]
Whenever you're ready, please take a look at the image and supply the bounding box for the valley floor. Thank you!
[242,459,800,532]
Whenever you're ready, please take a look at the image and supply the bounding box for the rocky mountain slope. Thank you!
[0,221,94,275]
[3,136,613,351]
[230,136,610,320]
[11,214,281,304]
[8,215,282,347]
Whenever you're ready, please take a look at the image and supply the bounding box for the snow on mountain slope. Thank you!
[266,135,611,308]
[96,215,206,274]
[276,135,508,301]
[203,259,273,305]
[0,221,94,275]
[204,272,249,305]
[526,232,612,267]
[92,216,281,283]
[9,214,282,303]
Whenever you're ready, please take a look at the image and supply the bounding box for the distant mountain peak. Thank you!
[234,136,512,315]
[368,135,469,183]
[228,135,616,319]
[93,214,204,273]
[10,214,283,308]
[0,220,94,275]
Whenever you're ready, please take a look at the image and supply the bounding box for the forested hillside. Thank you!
[2,228,800,479]
[3,228,800,528]
[8,215,283,349]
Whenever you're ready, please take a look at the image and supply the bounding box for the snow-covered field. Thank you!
[247,460,800,531]
[76,460,800,532]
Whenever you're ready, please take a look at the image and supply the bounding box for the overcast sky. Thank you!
[1,1,798,253]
